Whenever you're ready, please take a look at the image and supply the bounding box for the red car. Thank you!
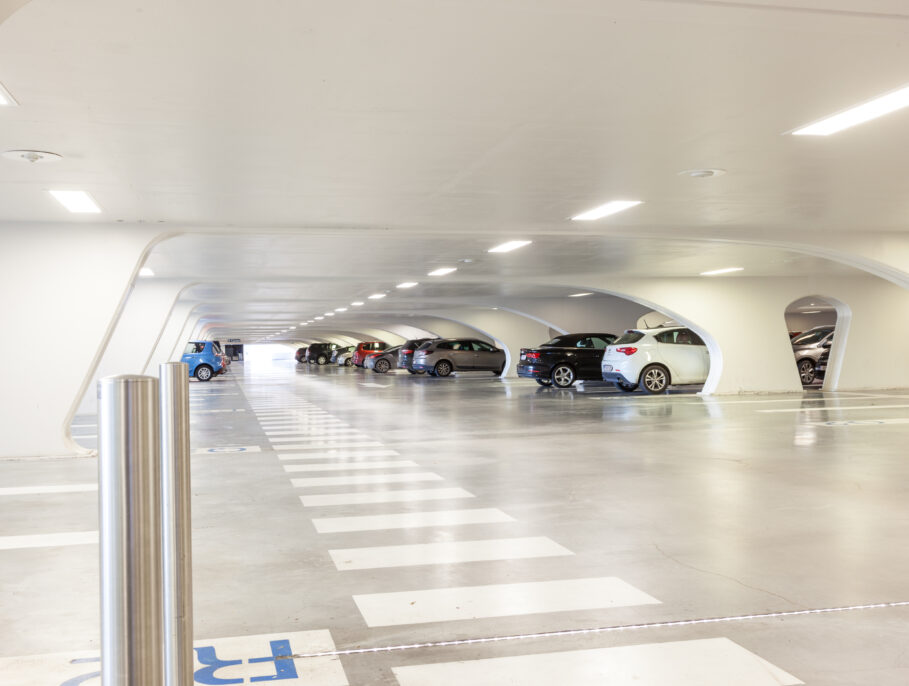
[351,341,387,367]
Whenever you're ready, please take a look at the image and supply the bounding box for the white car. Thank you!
[335,351,354,367]
[601,327,710,394]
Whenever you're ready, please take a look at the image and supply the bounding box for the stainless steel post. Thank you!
[98,375,163,686]
[159,362,194,686]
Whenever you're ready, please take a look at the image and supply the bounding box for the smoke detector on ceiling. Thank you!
[678,168,726,178]
[2,149,62,163]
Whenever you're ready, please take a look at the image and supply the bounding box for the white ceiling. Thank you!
[0,0,905,338]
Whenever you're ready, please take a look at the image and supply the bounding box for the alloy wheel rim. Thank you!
[645,369,665,391]
[554,367,573,386]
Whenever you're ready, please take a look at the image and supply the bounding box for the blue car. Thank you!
[180,341,226,381]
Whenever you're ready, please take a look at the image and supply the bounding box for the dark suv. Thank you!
[398,338,438,373]
[306,343,337,365]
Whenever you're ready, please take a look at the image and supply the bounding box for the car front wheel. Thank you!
[195,365,213,382]
[434,360,453,377]
[551,364,576,388]
[640,365,669,394]
[375,359,391,373]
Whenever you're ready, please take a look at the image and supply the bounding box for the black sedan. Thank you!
[517,333,617,387]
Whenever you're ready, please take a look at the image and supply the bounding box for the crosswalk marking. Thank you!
[291,472,443,488]
[0,531,98,550]
[284,461,420,472]
[301,487,474,507]
[279,441,383,450]
[279,449,400,460]
[353,577,661,627]
[329,536,572,570]
[311,508,515,533]
[391,637,803,686]
[0,484,97,496]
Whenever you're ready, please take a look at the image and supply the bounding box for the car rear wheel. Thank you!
[344,358,353,367]
[195,365,213,382]
[375,359,391,373]
[797,359,816,384]
[434,360,453,377]
[317,354,327,365]
[536,378,552,387]
[640,365,669,394]
[551,364,576,388]
[615,381,637,393]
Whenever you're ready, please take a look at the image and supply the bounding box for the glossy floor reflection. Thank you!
[5,359,909,684]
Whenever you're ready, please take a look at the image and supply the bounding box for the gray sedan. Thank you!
[366,345,402,374]
[411,339,506,377]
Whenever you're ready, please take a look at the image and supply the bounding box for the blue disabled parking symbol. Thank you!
[193,445,262,454]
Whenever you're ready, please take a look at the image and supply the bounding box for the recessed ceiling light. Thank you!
[677,169,725,178]
[792,84,909,136]
[428,267,457,276]
[351,301,364,307]
[289,326,296,329]
[315,316,324,320]
[49,190,101,213]
[801,310,822,314]
[397,282,418,289]
[0,82,18,107]
[488,240,532,253]
[307,320,315,323]
[568,292,593,298]
[324,312,335,316]
[368,293,386,299]
[2,150,62,164]
[700,267,744,276]
[335,307,348,312]
[300,323,308,326]
[571,200,642,222]
[138,267,154,277]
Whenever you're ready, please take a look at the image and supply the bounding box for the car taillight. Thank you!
[525,352,541,360]
[616,347,638,356]
[402,349,413,354]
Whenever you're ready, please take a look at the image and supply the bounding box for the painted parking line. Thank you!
[391,637,802,686]
[285,461,420,473]
[312,508,515,534]
[0,484,97,496]
[267,430,362,438]
[0,531,98,550]
[758,404,909,413]
[70,434,97,439]
[329,536,572,571]
[354,577,661,627]
[1,629,348,686]
[269,434,366,443]
[301,487,474,508]
[291,472,443,488]
[192,445,263,454]
[811,418,909,426]
[279,449,400,461]
[193,408,247,414]
[279,441,384,451]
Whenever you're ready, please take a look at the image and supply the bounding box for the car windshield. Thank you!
[613,331,644,345]
[791,328,833,345]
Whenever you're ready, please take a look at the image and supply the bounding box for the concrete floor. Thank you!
[3,359,909,684]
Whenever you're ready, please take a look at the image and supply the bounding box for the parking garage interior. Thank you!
[4,1,909,684]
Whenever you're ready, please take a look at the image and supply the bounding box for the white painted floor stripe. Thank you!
[354,577,660,627]
[284,461,419,472]
[279,449,399,460]
[279,441,383,450]
[812,417,909,426]
[391,637,802,685]
[759,403,909,413]
[268,430,362,438]
[291,472,443,488]
[312,508,515,533]
[301,487,474,507]
[0,531,98,550]
[0,484,97,496]
[330,536,572,570]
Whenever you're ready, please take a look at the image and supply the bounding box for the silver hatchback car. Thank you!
[412,338,506,377]
[791,325,834,384]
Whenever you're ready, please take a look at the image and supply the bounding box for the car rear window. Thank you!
[541,336,575,347]
[417,341,434,350]
[791,328,833,345]
[613,331,644,345]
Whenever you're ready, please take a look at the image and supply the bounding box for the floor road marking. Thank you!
[0,484,97,496]
[280,441,383,450]
[330,536,572,571]
[284,460,420,472]
[270,434,366,444]
[354,577,661,627]
[758,403,909,413]
[291,472,443,488]
[391,637,802,686]
[301,487,474,507]
[312,508,515,533]
[279,450,400,461]
[812,418,909,426]
[0,531,98,550]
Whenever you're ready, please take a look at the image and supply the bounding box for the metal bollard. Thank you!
[98,375,163,686]
[159,363,194,686]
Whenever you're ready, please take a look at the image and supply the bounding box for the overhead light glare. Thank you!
[351,301,364,307]
[324,312,335,316]
[488,240,532,253]
[49,190,101,213]
[792,84,909,136]
[801,310,822,314]
[397,282,419,289]
[0,82,18,107]
[368,293,386,299]
[315,316,324,320]
[138,267,154,277]
[571,200,642,221]
[428,267,457,276]
[569,292,593,298]
[335,307,348,312]
[700,267,744,276]
[289,326,296,329]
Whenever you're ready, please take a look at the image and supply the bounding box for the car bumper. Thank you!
[412,362,432,372]
[516,364,549,378]
[602,370,634,384]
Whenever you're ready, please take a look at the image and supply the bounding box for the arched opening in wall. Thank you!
[785,297,839,388]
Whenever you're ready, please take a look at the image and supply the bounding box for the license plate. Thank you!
[520,354,526,360]
[603,364,613,372]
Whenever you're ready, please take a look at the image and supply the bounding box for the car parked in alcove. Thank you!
[181,341,227,381]
[601,327,709,394]
[790,325,835,385]
[412,339,506,377]
[517,332,617,387]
